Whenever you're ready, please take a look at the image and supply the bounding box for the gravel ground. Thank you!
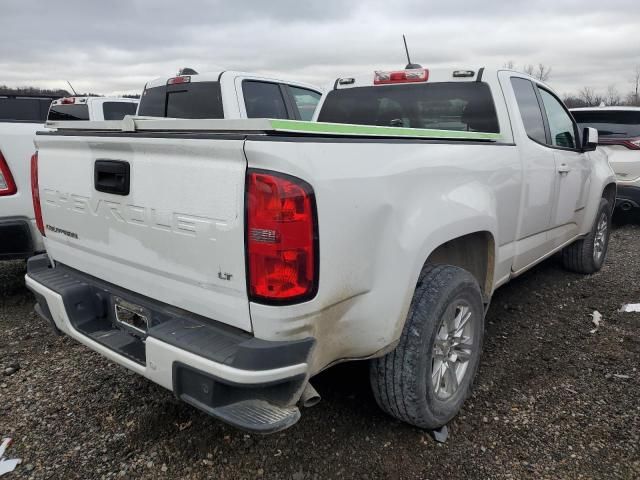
[1,224,639,480]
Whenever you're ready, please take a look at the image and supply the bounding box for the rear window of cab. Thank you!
[0,97,53,122]
[47,104,89,121]
[318,82,499,133]
[137,82,224,119]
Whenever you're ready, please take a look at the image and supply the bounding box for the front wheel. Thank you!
[369,265,484,429]
[562,198,612,274]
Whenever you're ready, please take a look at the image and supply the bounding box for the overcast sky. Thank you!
[1,0,639,97]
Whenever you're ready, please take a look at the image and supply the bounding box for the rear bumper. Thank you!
[25,254,314,433]
[616,185,640,209]
[0,217,43,260]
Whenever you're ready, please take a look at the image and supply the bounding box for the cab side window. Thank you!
[243,81,288,119]
[538,89,576,149]
[510,77,546,144]
[288,86,321,121]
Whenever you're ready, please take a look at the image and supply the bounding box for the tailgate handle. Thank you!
[94,160,130,195]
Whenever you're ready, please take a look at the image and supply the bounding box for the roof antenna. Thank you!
[66,80,78,96]
[403,35,422,69]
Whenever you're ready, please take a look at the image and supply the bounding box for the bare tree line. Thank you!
[0,85,140,99]
[504,61,640,108]
[503,60,552,82]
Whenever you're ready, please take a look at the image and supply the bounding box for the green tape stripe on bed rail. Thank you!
[269,119,502,141]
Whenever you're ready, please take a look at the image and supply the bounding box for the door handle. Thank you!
[557,163,571,175]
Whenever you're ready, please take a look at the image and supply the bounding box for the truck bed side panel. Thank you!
[243,138,521,373]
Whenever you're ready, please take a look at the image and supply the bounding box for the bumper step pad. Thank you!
[184,398,300,434]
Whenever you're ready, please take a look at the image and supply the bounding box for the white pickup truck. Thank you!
[0,94,58,260]
[0,95,140,260]
[136,70,322,120]
[26,67,616,434]
[47,96,139,122]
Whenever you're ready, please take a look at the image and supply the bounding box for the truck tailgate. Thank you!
[35,134,251,332]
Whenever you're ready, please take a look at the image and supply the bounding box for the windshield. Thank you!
[572,110,640,138]
[318,82,499,133]
[0,97,53,122]
[137,81,224,119]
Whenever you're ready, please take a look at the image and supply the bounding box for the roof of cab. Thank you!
[332,67,490,90]
[143,71,322,92]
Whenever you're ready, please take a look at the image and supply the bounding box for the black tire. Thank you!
[562,198,611,274]
[370,265,484,429]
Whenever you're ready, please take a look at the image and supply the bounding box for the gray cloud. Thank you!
[1,0,639,97]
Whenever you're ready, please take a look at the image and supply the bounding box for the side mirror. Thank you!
[582,127,598,152]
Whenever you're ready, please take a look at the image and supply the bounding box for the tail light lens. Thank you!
[30,152,45,236]
[599,137,640,150]
[246,170,318,303]
[0,150,17,196]
[167,76,191,85]
[374,68,429,85]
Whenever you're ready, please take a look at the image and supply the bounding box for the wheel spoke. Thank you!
[445,304,458,335]
[432,359,445,393]
[444,363,459,395]
[453,308,472,337]
[451,345,472,362]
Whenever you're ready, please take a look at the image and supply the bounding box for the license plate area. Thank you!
[114,297,149,336]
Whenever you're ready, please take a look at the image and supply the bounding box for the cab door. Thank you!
[536,87,591,246]
[506,75,559,272]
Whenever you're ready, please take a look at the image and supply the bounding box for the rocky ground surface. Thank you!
[1,223,639,479]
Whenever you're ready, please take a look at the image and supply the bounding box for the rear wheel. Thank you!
[370,265,484,429]
[562,198,611,274]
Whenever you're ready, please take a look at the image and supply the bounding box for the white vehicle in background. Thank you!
[135,69,322,120]
[27,67,615,434]
[571,107,640,212]
[0,95,140,261]
[47,96,139,122]
[0,94,57,260]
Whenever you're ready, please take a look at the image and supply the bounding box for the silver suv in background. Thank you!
[572,107,640,213]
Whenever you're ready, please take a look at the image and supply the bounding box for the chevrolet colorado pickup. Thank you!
[0,94,57,259]
[26,67,616,434]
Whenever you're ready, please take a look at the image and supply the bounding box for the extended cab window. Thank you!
[48,104,90,121]
[510,78,546,144]
[138,82,224,119]
[317,82,499,132]
[103,101,137,120]
[539,89,576,149]
[572,110,640,139]
[289,86,321,121]
[1,97,53,122]
[243,81,288,119]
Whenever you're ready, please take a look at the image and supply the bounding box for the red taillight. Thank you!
[0,150,17,196]
[30,152,45,236]
[167,76,191,85]
[374,68,429,85]
[246,170,318,303]
[61,97,76,104]
[599,137,640,150]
